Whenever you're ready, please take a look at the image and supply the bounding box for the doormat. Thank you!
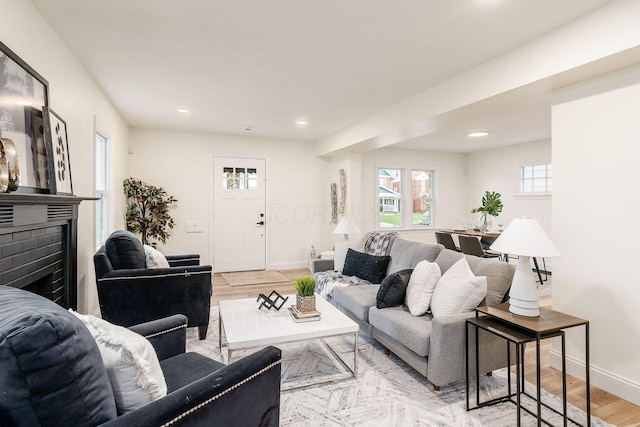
[222,270,290,287]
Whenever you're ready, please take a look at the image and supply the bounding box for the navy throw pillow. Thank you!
[342,248,391,284]
[105,230,146,270]
[376,269,413,309]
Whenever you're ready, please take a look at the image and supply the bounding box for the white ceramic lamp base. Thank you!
[508,256,540,317]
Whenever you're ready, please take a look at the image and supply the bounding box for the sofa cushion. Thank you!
[334,285,380,322]
[387,238,443,274]
[405,260,441,316]
[72,311,168,414]
[369,306,432,357]
[144,244,170,269]
[105,230,146,270]
[430,258,487,317]
[342,249,391,284]
[334,238,364,273]
[0,286,117,427]
[376,269,413,309]
[434,249,514,306]
[465,256,514,305]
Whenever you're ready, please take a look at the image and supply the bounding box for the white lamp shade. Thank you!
[333,217,360,235]
[489,217,560,258]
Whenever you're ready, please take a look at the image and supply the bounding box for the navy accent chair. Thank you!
[94,230,213,339]
[0,285,282,427]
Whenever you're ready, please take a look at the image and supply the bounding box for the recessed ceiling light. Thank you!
[468,131,489,137]
[296,119,309,126]
[16,100,32,106]
[177,108,190,114]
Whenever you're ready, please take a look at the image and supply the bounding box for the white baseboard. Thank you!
[549,349,640,406]
[268,261,309,271]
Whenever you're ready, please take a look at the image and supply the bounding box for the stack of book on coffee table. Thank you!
[287,305,321,322]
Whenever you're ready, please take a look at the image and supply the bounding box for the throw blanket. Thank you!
[315,231,398,299]
[364,231,398,256]
[315,271,370,299]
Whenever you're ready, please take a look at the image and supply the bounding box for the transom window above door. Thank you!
[223,167,258,190]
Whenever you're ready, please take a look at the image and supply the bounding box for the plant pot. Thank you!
[296,294,316,312]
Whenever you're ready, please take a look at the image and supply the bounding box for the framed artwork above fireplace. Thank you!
[0,40,51,194]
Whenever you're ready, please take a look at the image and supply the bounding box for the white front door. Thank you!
[213,157,266,272]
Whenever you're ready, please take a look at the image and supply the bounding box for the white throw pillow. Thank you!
[430,258,487,318]
[404,260,441,316]
[71,311,168,414]
[333,238,364,273]
[144,244,170,268]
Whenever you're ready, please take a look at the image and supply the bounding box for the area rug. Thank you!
[186,306,611,427]
[221,270,290,286]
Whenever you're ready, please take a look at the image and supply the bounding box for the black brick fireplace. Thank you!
[0,194,84,309]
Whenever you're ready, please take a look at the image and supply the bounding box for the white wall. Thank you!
[466,139,552,231]
[551,65,640,404]
[466,140,552,268]
[358,148,467,243]
[129,128,332,270]
[1,0,130,315]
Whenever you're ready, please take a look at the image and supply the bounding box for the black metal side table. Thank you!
[465,303,590,427]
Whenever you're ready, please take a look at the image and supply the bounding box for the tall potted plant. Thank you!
[123,177,177,246]
[471,191,503,232]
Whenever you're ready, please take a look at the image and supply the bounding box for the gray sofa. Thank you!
[312,237,515,390]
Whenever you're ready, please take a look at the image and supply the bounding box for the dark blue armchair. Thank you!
[0,285,282,426]
[94,230,213,339]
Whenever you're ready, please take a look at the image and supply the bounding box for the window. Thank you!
[95,132,109,248]
[377,167,435,229]
[378,168,402,228]
[520,163,552,193]
[411,170,434,226]
[222,166,258,190]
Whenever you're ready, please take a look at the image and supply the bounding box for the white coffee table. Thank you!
[218,294,359,390]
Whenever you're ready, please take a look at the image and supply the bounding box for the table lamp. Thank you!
[333,217,360,241]
[489,217,559,317]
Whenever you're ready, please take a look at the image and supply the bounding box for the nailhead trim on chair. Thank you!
[168,257,199,263]
[143,324,187,339]
[98,270,210,281]
[160,359,282,427]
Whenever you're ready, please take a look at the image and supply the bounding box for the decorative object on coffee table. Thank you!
[295,276,316,312]
[287,304,320,322]
[256,290,289,311]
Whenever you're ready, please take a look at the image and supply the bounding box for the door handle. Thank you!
[257,221,265,225]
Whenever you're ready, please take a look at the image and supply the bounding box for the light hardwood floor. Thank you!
[212,269,640,426]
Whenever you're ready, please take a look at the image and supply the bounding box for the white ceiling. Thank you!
[31,0,615,151]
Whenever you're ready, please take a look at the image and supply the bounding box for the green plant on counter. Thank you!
[294,276,316,297]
